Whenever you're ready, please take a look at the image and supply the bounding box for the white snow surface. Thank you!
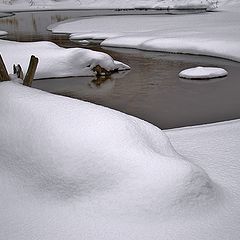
[0,30,7,36]
[0,40,129,79]
[50,0,240,62]
[0,0,217,11]
[0,81,240,239]
[179,66,228,79]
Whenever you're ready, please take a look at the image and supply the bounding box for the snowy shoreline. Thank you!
[0,0,215,12]
[0,6,209,13]
[46,0,240,63]
[0,40,130,79]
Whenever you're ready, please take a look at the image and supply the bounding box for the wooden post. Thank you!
[0,54,10,81]
[23,55,39,87]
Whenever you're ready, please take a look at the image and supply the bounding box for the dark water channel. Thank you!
[1,11,240,129]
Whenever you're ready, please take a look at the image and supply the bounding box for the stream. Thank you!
[0,10,240,129]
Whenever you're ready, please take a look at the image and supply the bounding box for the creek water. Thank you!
[0,10,240,129]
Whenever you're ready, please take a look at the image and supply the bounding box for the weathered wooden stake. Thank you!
[23,55,39,87]
[0,54,10,81]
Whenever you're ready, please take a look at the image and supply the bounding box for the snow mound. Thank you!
[179,66,228,79]
[0,81,216,214]
[0,40,130,79]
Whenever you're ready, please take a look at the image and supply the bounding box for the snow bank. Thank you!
[0,81,215,208]
[0,40,129,79]
[179,66,228,79]
[0,0,216,11]
[50,1,240,62]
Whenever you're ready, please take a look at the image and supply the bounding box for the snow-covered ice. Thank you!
[0,40,129,79]
[179,66,228,79]
[0,0,216,11]
[50,0,240,62]
[0,81,240,240]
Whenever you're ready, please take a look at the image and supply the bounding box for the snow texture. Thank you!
[179,66,228,79]
[0,40,130,79]
[50,0,240,62]
[0,81,227,240]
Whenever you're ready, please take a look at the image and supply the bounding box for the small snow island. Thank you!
[179,66,228,80]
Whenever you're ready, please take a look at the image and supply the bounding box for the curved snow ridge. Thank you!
[0,40,130,79]
[0,82,217,213]
[102,36,240,62]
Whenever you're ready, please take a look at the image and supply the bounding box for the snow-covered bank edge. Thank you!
[0,0,216,12]
[101,37,240,63]
[165,118,240,133]
[0,40,130,79]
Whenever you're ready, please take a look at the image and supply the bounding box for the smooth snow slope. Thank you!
[50,0,240,62]
[0,40,129,79]
[0,82,240,240]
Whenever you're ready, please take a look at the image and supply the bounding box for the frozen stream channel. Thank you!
[0,10,240,129]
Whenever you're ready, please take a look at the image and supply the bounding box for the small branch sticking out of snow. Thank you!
[13,64,24,80]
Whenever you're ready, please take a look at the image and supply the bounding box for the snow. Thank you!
[0,81,240,239]
[0,40,129,79]
[49,0,240,62]
[179,66,228,79]
[0,0,216,11]
[0,30,7,37]
[0,0,240,239]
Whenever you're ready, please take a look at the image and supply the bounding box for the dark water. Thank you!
[1,11,240,129]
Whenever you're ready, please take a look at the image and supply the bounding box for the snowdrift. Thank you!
[1,82,240,239]
[0,81,215,212]
[0,40,129,79]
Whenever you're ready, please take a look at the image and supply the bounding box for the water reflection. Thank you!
[179,76,227,84]
[33,76,115,98]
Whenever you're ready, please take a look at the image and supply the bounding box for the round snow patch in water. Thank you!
[179,66,228,80]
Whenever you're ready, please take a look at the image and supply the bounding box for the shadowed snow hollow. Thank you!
[0,82,216,213]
